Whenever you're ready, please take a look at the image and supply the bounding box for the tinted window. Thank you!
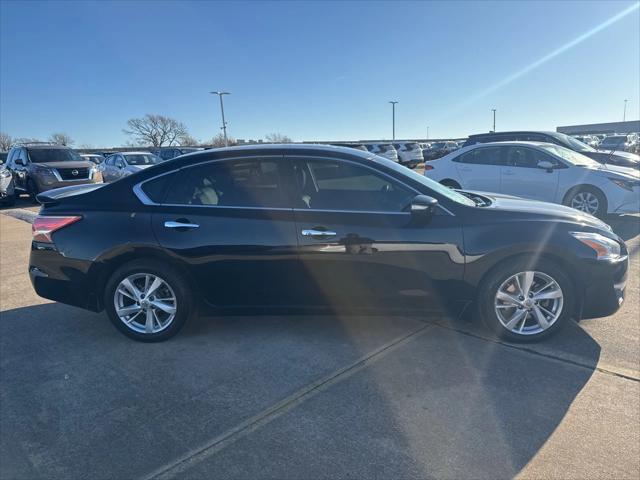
[141,174,172,203]
[505,146,555,168]
[27,148,81,163]
[124,154,159,165]
[295,159,414,212]
[455,147,504,165]
[165,158,286,207]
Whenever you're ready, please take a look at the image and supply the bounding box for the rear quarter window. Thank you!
[140,174,173,203]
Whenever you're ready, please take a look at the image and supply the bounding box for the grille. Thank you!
[56,168,90,180]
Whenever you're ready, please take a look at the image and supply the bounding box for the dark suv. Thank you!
[5,143,101,198]
[463,131,639,169]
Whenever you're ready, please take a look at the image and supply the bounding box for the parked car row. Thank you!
[28,144,629,344]
[571,133,639,154]
[425,140,639,217]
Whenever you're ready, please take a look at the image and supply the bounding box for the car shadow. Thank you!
[0,302,601,479]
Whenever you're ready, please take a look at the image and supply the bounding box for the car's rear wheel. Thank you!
[564,186,607,217]
[478,258,574,342]
[104,260,193,342]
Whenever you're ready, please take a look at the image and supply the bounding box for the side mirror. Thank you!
[537,160,554,172]
[410,195,439,218]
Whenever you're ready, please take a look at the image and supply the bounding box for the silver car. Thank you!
[101,152,161,183]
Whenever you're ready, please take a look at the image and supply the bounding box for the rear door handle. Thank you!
[302,229,337,238]
[164,221,200,229]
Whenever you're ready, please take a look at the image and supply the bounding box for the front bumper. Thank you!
[34,172,103,192]
[579,255,628,319]
[608,187,640,214]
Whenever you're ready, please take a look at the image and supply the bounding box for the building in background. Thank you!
[557,120,640,135]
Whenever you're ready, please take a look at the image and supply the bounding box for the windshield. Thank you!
[539,144,600,167]
[556,132,595,152]
[124,154,160,165]
[600,136,626,147]
[432,142,446,149]
[28,148,82,163]
[370,154,476,207]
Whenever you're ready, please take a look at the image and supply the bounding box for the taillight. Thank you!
[32,216,82,243]
[424,164,434,170]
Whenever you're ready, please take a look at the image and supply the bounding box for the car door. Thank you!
[500,146,560,202]
[288,155,465,311]
[101,156,116,182]
[452,146,505,192]
[148,155,301,307]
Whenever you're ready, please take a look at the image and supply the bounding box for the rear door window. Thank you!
[165,157,287,208]
[455,147,504,165]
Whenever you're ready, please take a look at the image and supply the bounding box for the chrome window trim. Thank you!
[132,153,455,216]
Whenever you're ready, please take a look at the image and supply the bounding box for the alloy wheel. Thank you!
[494,271,563,336]
[570,191,599,215]
[114,273,177,334]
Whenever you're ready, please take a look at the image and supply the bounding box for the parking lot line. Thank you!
[145,322,433,480]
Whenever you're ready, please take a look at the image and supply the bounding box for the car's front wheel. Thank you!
[104,260,193,342]
[478,258,574,342]
[564,186,607,217]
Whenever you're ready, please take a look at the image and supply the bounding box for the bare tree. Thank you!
[49,132,74,146]
[265,133,292,143]
[123,114,189,147]
[13,137,42,144]
[178,133,200,146]
[206,133,237,148]
[0,132,12,151]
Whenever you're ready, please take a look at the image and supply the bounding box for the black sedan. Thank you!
[29,145,628,342]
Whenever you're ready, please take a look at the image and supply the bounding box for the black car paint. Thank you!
[29,146,627,321]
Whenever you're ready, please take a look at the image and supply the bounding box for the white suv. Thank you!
[392,142,424,168]
[425,141,640,217]
[365,143,398,162]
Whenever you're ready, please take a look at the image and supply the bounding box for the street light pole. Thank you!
[210,91,230,147]
[623,99,628,122]
[492,109,496,132]
[389,101,398,140]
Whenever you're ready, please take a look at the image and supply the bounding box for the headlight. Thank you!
[570,232,622,261]
[0,169,11,178]
[609,177,639,191]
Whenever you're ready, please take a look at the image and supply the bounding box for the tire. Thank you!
[477,257,575,343]
[564,186,607,218]
[104,260,193,342]
[1,192,15,207]
[440,179,461,189]
[27,179,39,201]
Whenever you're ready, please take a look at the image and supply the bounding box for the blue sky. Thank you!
[1,1,638,147]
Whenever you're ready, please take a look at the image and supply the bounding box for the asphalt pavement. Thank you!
[1,196,638,480]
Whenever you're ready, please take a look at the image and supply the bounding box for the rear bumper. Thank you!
[579,255,628,319]
[29,243,101,311]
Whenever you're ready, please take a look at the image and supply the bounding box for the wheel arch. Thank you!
[89,246,198,311]
[561,183,607,206]
[474,251,581,316]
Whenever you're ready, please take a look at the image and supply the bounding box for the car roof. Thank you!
[22,144,71,150]
[111,151,153,155]
[468,131,559,138]
[193,143,376,157]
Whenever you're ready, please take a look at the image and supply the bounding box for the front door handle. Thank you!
[164,221,200,229]
[302,229,337,238]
